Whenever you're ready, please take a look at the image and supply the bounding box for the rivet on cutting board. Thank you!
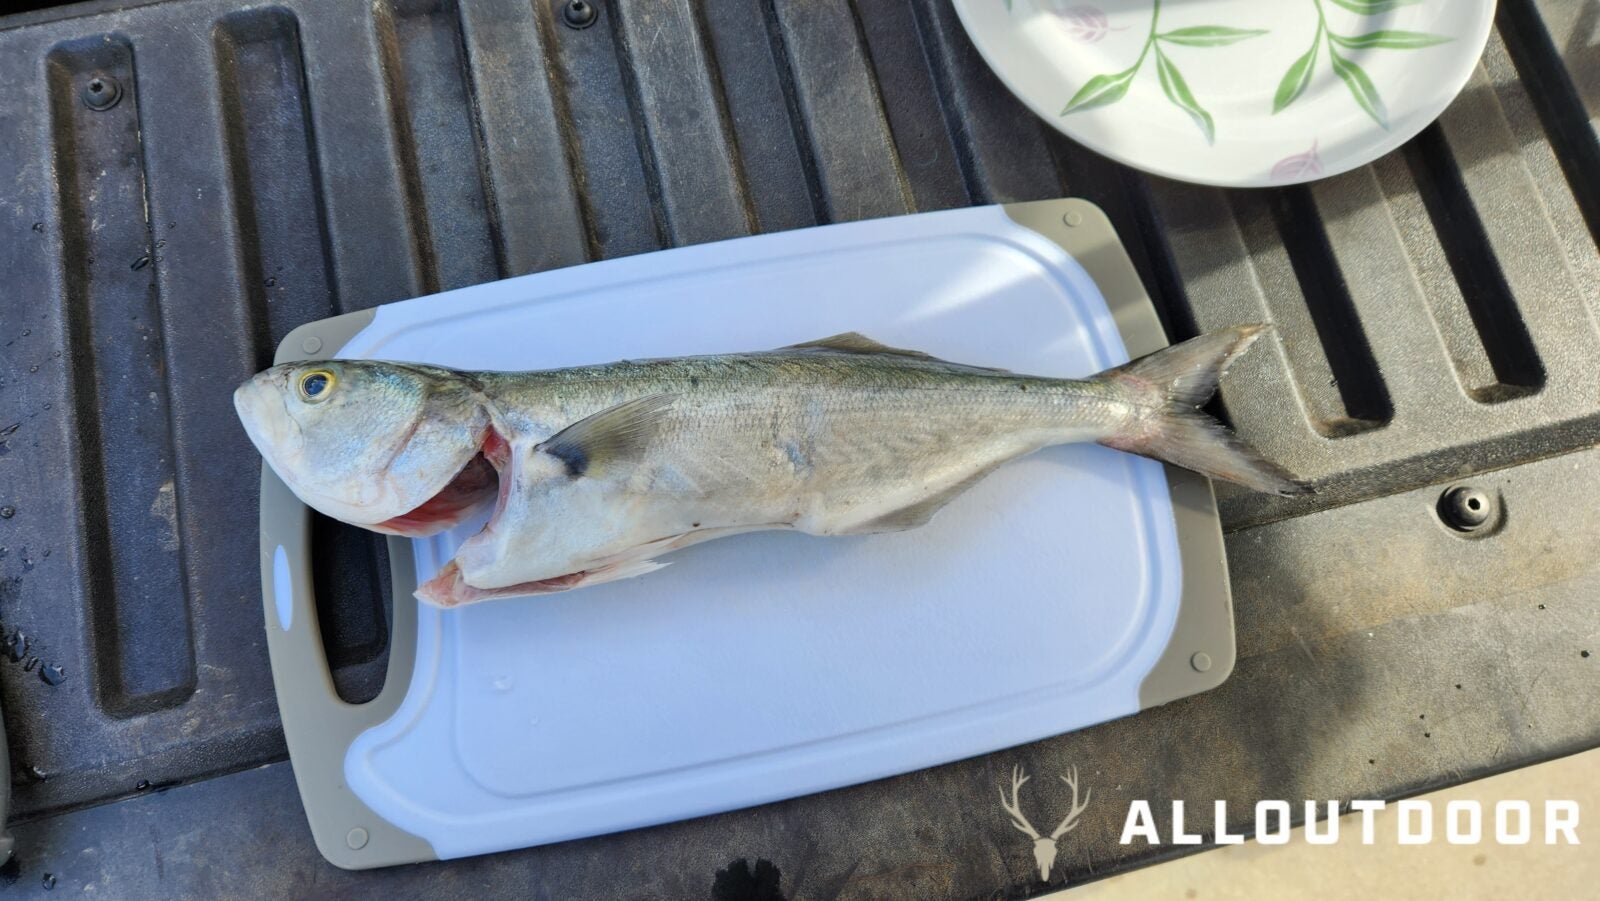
[346,827,369,850]
[1062,210,1084,227]
[562,0,598,28]
[82,74,121,111]
[1190,652,1212,673]
[301,335,323,355]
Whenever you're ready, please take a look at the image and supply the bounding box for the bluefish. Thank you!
[234,326,1307,607]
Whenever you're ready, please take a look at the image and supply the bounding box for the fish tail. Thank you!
[1094,325,1312,497]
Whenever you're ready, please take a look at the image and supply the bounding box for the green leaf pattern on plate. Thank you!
[1273,0,1452,128]
[1057,0,1263,144]
[1062,68,1141,113]
[1154,46,1215,143]
[1157,26,1269,48]
[1330,30,1452,49]
[1055,0,1452,141]
[1328,0,1423,14]
[1272,41,1320,113]
[1329,47,1389,127]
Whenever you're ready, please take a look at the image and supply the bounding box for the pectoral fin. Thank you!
[538,393,676,478]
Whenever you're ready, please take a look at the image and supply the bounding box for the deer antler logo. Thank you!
[999,764,1092,882]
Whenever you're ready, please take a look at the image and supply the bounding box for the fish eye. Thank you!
[298,369,336,403]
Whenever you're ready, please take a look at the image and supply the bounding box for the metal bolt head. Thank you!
[82,75,121,111]
[1062,210,1084,227]
[562,0,598,28]
[1190,652,1212,673]
[346,826,369,850]
[1439,485,1493,531]
[300,335,323,355]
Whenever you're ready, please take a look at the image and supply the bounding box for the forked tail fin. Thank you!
[1095,325,1312,497]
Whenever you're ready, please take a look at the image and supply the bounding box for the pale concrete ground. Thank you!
[1050,747,1599,901]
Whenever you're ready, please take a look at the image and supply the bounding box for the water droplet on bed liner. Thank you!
[492,674,513,692]
[42,873,56,890]
[41,663,65,685]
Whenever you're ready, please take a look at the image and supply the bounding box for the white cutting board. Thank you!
[306,203,1198,860]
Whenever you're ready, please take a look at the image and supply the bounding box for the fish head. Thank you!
[234,360,491,529]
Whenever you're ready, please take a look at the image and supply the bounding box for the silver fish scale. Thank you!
[476,351,1132,533]
[479,351,1129,443]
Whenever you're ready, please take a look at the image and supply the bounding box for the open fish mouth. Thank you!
[370,427,511,538]
[378,424,582,607]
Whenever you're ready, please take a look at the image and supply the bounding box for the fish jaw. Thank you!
[234,371,304,465]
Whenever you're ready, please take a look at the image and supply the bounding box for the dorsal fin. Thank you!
[782,332,939,361]
[780,332,1013,374]
[537,393,676,478]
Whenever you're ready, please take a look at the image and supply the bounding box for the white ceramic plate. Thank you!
[954,0,1496,186]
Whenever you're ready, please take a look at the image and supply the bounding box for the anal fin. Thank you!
[837,463,1005,535]
[572,557,671,589]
